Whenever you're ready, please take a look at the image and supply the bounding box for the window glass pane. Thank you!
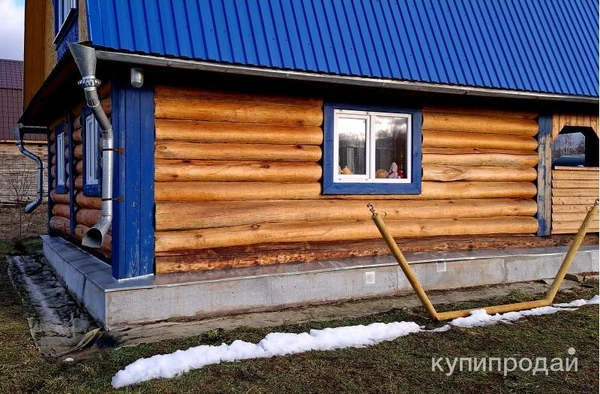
[85,115,99,185]
[338,117,367,175]
[374,116,408,179]
[57,134,65,186]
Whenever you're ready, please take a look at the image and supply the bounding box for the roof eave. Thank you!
[95,49,599,105]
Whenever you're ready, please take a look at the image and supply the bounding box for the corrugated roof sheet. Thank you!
[86,0,599,97]
[0,59,27,140]
[0,59,23,90]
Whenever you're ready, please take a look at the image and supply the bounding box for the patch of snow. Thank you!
[63,357,74,363]
[111,296,599,388]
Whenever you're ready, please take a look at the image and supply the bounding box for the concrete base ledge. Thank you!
[41,235,599,329]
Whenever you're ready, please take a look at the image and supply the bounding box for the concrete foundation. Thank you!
[41,235,599,329]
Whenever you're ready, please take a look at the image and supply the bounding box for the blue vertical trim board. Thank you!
[67,114,75,235]
[52,0,79,61]
[55,123,68,194]
[323,103,422,195]
[537,115,552,236]
[82,107,102,196]
[111,81,155,279]
[47,131,53,235]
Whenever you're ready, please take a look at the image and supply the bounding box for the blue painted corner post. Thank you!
[537,115,552,236]
[111,80,155,279]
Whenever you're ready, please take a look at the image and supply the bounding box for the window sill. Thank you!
[323,181,422,195]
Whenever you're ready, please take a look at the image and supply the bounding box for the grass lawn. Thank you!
[0,238,598,393]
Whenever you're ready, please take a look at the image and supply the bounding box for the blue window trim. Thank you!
[82,107,102,197]
[53,0,77,42]
[67,114,76,235]
[55,123,68,195]
[323,103,422,195]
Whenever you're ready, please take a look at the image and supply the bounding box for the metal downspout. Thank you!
[68,43,114,249]
[13,127,47,213]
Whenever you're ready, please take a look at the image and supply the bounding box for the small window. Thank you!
[55,0,77,35]
[56,129,67,194]
[83,112,101,196]
[324,104,422,194]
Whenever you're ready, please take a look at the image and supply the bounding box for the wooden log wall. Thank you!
[551,166,599,234]
[48,83,111,257]
[154,87,540,274]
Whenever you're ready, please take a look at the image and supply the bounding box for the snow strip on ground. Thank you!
[112,296,599,388]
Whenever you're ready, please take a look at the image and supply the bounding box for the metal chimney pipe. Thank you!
[68,43,114,249]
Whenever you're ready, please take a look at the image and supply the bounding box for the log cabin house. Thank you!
[17,0,599,327]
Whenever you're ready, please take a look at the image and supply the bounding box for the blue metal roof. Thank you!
[86,0,599,97]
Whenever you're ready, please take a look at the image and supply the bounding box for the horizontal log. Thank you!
[155,142,322,162]
[323,182,537,200]
[155,160,322,182]
[74,144,82,159]
[75,160,83,175]
[155,182,321,201]
[76,209,102,228]
[423,105,538,120]
[50,143,55,154]
[423,153,538,167]
[50,190,69,204]
[49,131,55,143]
[552,180,599,189]
[72,114,82,129]
[155,198,538,231]
[101,98,111,116]
[552,220,599,234]
[553,166,599,171]
[50,216,70,234]
[75,192,102,209]
[155,97,323,126]
[74,175,83,190]
[155,234,599,273]
[422,113,538,136]
[74,224,112,252]
[51,156,56,165]
[98,82,111,99]
[52,203,70,219]
[155,119,323,145]
[155,216,538,252]
[552,188,599,197]
[72,129,82,142]
[552,212,599,222]
[155,85,323,109]
[422,131,537,151]
[552,204,592,213]
[552,196,598,205]
[424,148,536,155]
[422,164,537,182]
[552,170,599,180]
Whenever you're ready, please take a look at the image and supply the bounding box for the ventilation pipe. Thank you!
[68,43,114,249]
[13,126,48,213]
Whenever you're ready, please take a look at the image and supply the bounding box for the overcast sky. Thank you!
[0,0,25,61]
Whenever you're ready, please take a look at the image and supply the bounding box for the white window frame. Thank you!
[333,109,412,184]
[84,113,100,187]
[56,132,66,190]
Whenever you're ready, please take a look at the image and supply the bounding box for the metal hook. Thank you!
[367,203,376,215]
[588,199,599,212]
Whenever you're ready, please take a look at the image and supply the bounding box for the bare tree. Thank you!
[2,164,37,239]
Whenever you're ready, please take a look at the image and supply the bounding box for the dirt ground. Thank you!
[0,203,47,242]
